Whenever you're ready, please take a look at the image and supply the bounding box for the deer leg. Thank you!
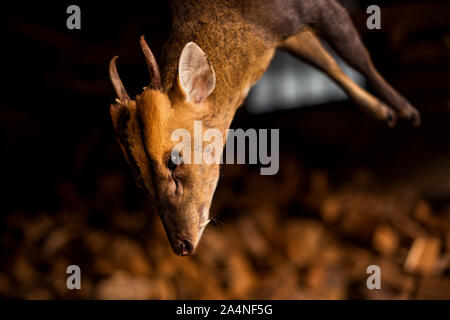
[280,28,396,126]
[312,1,420,125]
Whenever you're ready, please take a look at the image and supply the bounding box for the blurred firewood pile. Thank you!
[1,143,449,299]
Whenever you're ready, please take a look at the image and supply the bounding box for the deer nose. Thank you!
[175,239,194,256]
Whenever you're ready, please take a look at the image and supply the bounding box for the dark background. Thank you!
[1,0,449,299]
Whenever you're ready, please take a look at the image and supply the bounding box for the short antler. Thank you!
[109,56,130,102]
[140,35,162,90]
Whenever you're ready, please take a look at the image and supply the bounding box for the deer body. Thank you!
[109,0,420,256]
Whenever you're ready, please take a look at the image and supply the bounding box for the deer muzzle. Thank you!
[157,205,203,256]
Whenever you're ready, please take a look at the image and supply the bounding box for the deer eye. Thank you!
[168,151,182,171]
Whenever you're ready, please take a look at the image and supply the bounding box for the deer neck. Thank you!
[160,28,276,134]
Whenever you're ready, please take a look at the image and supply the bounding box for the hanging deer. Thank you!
[109,0,420,256]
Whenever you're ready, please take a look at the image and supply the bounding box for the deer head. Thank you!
[109,36,219,256]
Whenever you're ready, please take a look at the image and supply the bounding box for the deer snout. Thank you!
[158,208,201,256]
[167,231,196,256]
[174,238,194,256]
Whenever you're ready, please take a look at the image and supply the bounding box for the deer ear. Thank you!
[178,42,216,103]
